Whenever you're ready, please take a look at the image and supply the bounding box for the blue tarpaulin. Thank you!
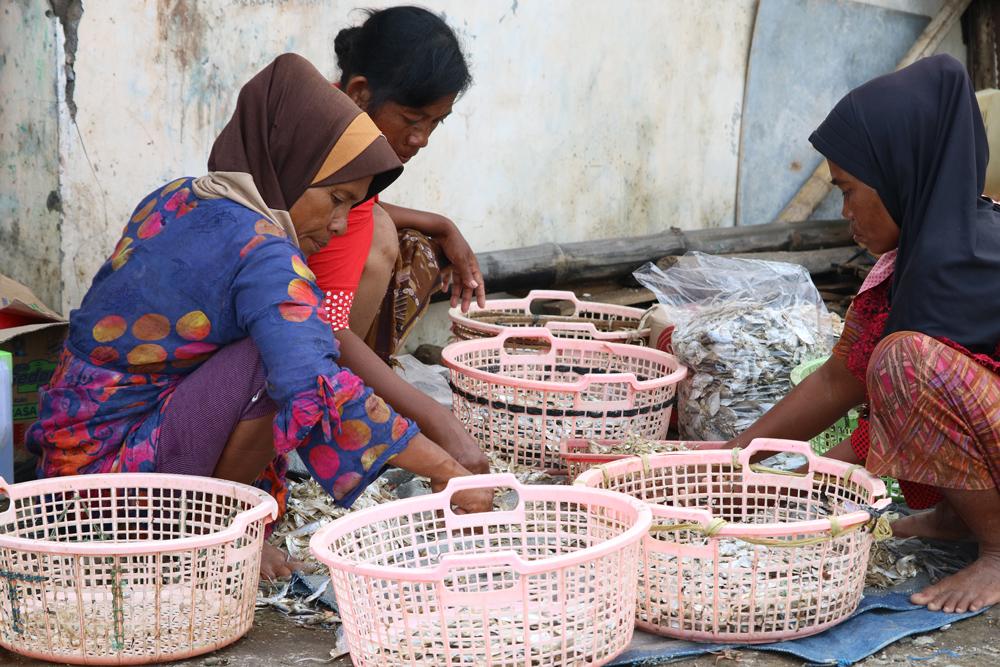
[290,572,987,666]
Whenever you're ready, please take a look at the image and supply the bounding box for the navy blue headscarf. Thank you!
[810,54,1000,353]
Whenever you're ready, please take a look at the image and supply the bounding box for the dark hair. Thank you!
[334,6,472,111]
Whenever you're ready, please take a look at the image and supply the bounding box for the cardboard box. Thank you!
[0,273,68,479]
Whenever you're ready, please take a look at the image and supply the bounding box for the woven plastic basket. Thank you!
[442,328,687,470]
[310,473,652,666]
[449,290,650,344]
[559,438,723,480]
[789,356,860,454]
[0,473,277,665]
[575,439,891,643]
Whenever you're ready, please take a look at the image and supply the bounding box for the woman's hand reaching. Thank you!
[447,486,495,514]
[437,220,486,313]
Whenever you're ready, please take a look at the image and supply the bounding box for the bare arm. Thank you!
[389,433,492,512]
[822,435,862,464]
[380,202,451,237]
[379,201,486,312]
[726,354,866,449]
[334,327,490,474]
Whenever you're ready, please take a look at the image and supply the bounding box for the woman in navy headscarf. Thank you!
[731,54,1000,614]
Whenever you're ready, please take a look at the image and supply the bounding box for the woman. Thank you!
[306,6,490,479]
[26,53,492,581]
[729,54,1000,614]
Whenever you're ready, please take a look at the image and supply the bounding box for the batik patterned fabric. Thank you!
[364,229,445,362]
[867,332,1000,493]
[833,258,1000,507]
[27,178,418,509]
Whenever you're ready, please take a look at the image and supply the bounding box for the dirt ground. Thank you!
[2,605,996,666]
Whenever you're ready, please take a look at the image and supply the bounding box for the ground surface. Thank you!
[2,605,996,666]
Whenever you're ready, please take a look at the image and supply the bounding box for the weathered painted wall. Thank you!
[0,0,968,314]
[53,0,758,312]
[0,1,62,309]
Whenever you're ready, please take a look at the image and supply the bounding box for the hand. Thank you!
[260,543,308,583]
[437,219,486,313]
[429,467,494,515]
[449,486,494,514]
[434,420,490,475]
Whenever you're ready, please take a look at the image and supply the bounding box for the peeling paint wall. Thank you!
[0,1,62,309]
[54,0,758,312]
[1,0,968,313]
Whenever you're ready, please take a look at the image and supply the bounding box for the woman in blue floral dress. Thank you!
[27,53,491,579]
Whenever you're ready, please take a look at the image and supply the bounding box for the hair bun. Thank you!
[334,26,361,69]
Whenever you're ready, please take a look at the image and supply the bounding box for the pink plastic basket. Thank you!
[559,439,723,480]
[310,473,652,666]
[575,439,891,643]
[0,473,277,664]
[442,328,687,470]
[449,290,650,344]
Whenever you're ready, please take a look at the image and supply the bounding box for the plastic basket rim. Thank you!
[559,439,725,475]
[559,438,724,459]
[574,441,890,537]
[0,472,279,555]
[310,473,653,580]
[441,329,687,392]
[451,317,652,341]
[448,290,648,335]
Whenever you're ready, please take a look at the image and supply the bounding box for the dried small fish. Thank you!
[673,302,831,440]
[635,254,834,442]
[865,536,973,589]
[584,433,689,456]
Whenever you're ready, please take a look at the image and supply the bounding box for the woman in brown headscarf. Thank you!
[28,54,491,580]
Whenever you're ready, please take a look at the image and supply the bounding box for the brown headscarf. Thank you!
[206,53,402,217]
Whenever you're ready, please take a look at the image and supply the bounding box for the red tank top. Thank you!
[307,196,378,331]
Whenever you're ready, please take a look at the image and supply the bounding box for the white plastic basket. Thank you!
[0,473,277,664]
[575,439,891,643]
[450,290,650,344]
[442,328,687,470]
[310,473,652,666]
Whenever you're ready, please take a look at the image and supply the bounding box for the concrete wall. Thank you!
[0,1,62,309]
[0,0,967,314]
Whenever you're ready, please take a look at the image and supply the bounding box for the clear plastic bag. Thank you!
[634,252,833,440]
[393,354,453,408]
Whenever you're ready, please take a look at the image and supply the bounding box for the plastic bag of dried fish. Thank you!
[635,253,834,440]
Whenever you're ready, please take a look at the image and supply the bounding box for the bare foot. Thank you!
[891,502,973,541]
[260,542,307,583]
[911,550,1000,613]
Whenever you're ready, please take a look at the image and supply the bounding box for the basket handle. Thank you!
[441,473,527,529]
[495,327,559,363]
[737,438,817,491]
[225,539,264,566]
[522,290,583,315]
[739,438,818,467]
[229,494,280,535]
